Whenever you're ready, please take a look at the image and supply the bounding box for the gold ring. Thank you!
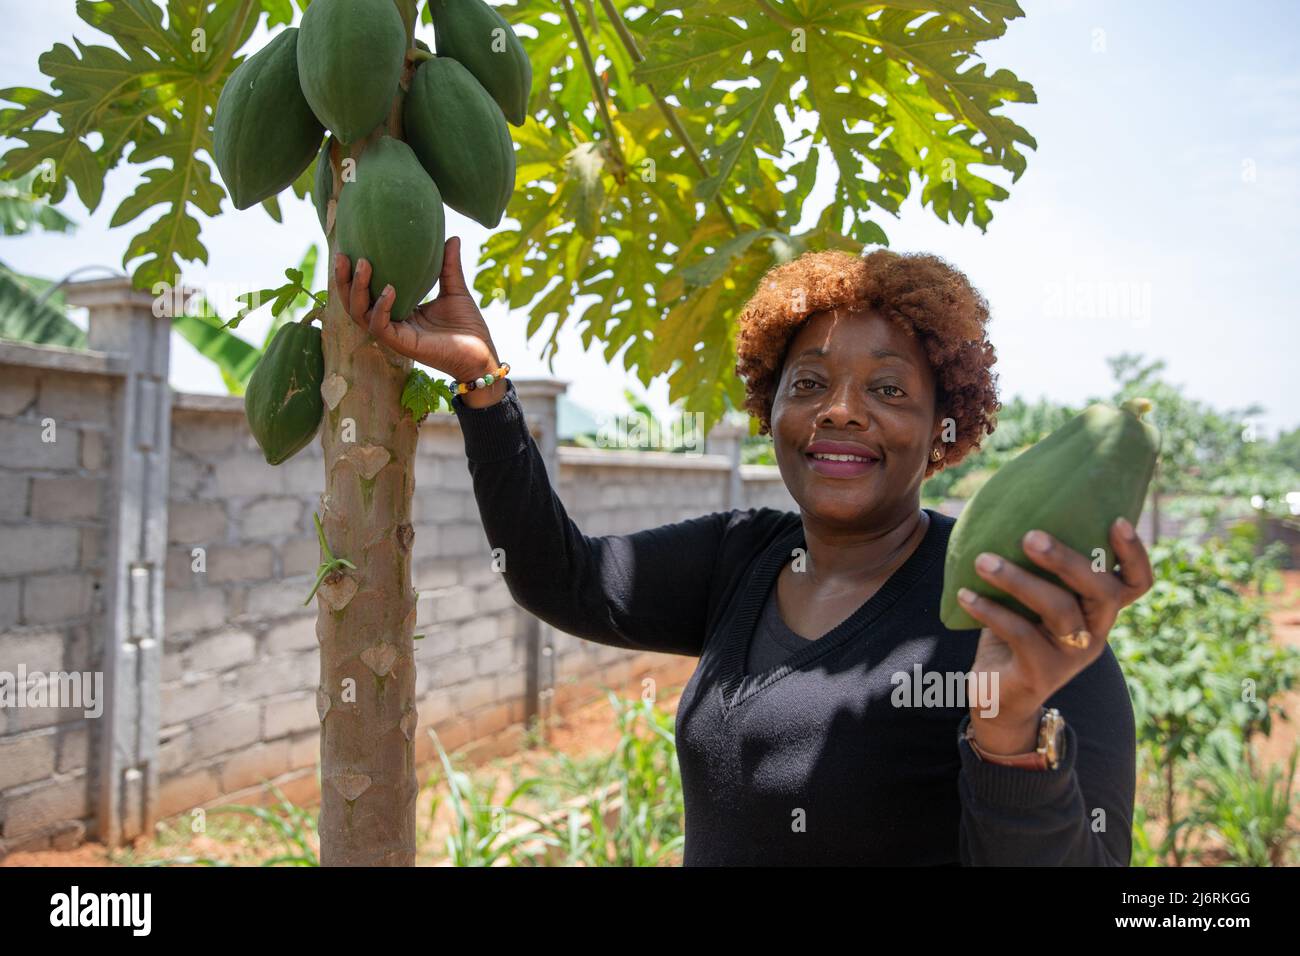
[1059,628,1092,649]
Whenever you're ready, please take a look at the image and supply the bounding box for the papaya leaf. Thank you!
[2,0,1038,438]
[0,0,264,290]
[233,265,323,331]
[691,61,786,207]
[259,0,295,28]
[291,246,319,309]
[271,282,301,318]
[261,193,283,223]
[778,145,819,226]
[231,286,280,329]
[430,378,456,412]
[678,228,789,293]
[401,368,455,423]
[475,1,1036,434]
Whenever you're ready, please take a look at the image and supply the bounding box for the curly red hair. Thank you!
[735,248,1000,476]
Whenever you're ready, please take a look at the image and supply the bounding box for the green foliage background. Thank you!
[0,0,1038,434]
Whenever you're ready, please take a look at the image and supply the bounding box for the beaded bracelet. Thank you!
[451,361,510,395]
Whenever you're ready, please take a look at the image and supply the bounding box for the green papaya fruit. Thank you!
[297,0,408,144]
[245,319,326,466]
[335,136,445,320]
[311,136,334,232]
[213,28,324,210]
[940,397,1161,631]
[404,57,515,228]
[428,0,532,126]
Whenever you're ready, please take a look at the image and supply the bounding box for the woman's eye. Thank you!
[878,385,905,398]
[794,378,820,390]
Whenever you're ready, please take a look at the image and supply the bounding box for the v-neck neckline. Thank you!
[716,508,948,719]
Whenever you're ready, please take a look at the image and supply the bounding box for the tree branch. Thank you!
[560,0,626,174]
[753,0,799,31]
[594,0,738,234]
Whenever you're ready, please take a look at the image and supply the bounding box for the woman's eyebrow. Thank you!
[791,346,910,362]
[791,347,828,361]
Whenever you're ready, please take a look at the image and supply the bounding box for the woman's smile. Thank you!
[805,438,882,478]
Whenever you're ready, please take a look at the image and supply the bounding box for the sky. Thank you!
[1,0,1297,436]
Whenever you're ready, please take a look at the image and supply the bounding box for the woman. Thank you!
[334,238,1149,866]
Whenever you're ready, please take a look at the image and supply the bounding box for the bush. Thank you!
[1111,535,1300,864]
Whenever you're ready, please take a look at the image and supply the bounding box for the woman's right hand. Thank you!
[334,235,501,385]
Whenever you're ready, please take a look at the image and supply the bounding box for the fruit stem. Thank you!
[1122,397,1154,420]
[408,47,434,64]
[202,0,257,85]
[393,0,419,39]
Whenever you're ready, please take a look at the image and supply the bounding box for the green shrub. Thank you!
[1184,737,1299,866]
[1111,535,1300,864]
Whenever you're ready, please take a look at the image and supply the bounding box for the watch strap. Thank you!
[964,708,1065,771]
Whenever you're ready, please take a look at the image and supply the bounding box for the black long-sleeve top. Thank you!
[451,380,1136,865]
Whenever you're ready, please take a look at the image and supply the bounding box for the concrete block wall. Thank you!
[158,394,544,817]
[409,415,532,764]
[0,343,124,853]
[0,312,775,857]
[543,454,798,706]
[147,398,796,827]
[549,449,731,696]
[741,464,798,513]
[159,393,328,819]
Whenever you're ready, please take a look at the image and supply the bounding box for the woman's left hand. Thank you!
[959,517,1154,756]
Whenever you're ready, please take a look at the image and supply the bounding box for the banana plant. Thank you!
[0,170,83,346]
[174,243,323,395]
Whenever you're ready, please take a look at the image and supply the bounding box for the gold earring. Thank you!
[930,447,943,462]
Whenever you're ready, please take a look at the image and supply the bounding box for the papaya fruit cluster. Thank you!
[939,397,1161,631]
[212,0,532,466]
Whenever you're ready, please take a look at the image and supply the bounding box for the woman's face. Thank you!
[771,308,942,527]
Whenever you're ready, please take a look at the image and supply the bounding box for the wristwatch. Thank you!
[964,707,1066,771]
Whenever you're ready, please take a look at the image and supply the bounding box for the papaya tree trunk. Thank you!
[313,0,421,866]
[315,245,420,865]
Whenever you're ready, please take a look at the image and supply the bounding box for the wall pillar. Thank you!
[705,419,748,510]
[510,378,567,744]
[63,277,175,846]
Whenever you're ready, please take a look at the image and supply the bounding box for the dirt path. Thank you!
[1254,569,1300,771]
[2,675,690,867]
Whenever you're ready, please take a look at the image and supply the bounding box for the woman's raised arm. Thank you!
[452,379,730,656]
[335,239,730,656]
